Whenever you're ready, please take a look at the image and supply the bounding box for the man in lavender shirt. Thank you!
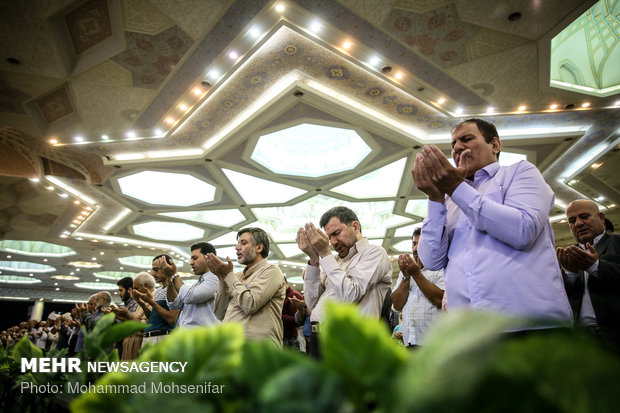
[412,118,572,330]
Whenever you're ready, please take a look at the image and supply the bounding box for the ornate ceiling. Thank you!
[0,0,619,303]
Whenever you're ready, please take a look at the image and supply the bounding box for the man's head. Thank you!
[605,218,614,234]
[451,118,501,179]
[151,254,173,283]
[97,291,112,307]
[87,294,98,312]
[190,242,216,275]
[117,277,133,301]
[319,206,362,258]
[236,227,269,267]
[566,199,606,245]
[411,227,424,269]
[133,271,155,293]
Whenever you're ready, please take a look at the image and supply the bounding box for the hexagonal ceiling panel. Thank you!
[117,170,216,207]
[132,221,204,242]
[251,123,372,177]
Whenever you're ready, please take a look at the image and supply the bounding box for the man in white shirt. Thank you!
[297,206,392,357]
[392,228,444,348]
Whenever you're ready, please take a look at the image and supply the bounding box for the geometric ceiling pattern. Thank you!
[550,0,620,96]
[0,0,619,304]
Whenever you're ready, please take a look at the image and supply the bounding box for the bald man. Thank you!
[558,199,620,352]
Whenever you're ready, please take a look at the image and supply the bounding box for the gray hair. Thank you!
[134,271,155,289]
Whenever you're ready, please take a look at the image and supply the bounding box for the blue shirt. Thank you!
[144,287,176,333]
[419,161,572,329]
[167,272,220,327]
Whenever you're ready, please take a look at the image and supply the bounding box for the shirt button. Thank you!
[465,272,472,277]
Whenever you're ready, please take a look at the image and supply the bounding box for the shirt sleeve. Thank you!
[418,200,450,271]
[214,277,232,321]
[450,161,553,250]
[303,264,322,310]
[177,274,218,305]
[223,265,284,315]
[319,246,390,303]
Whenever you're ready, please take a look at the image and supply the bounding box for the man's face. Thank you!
[87,299,96,312]
[236,232,261,265]
[118,286,131,301]
[566,201,606,245]
[190,248,208,275]
[132,281,146,294]
[451,122,500,178]
[324,217,359,258]
[151,260,166,283]
[411,234,424,269]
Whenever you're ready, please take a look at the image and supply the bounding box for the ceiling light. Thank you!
[0,261,55,273]
[368,56,380,66]
[582,102,590,108]
[550,104,558,110]
[486,107,494,113]
[275,3,285,12]
[193,88,202,95]
[74,136,84,143]
[437,98,446,104]
[166,118,175,124]
[159,209,246,227]
[591,162,603,169]
[228,51,238,59]
[132,221,204,242]
[394,72,403,79]
[59,193,68,198]
[179,104,188,111]
[222,169,306,204]
[46,186,54,191]
[342,41,351,49]
[154,128,164,137]
[609,204,616,208]
[68,261,102,268]
[455,107,464,115]
[73,200,80,205]
[249,27,260,38]
[74,282,119,290]
[93,271,136,280]
[101,135,109,140]
[518,105,526,111]
[49,139,58,144]
[252,123,371,177]
[332,158,407,199]
[615,101,620,106]
[30,178,40,183]
[0,275,42,284]
[51,275,80,280]
[310,21,322,32]
[0,240,75,257]
[117,170,216,206]
[594,196,605,202]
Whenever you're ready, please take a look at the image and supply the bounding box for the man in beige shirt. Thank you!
[207,227,286,347]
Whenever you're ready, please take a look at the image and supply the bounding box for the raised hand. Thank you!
[158,255,177,278]
[296,226,319,264]
[205,253,234,280]
[304,223,331,257]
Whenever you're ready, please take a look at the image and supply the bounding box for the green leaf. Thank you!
[259,362,346,413]
[397,311,620,413]
[70,323,245,413]
[99,321,146,350]
[320,302,408,411]
[11,336,43,362]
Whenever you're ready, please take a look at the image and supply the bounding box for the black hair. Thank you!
[116,277,133,290]
[319,206,361,232]
[190,242,216,255]
[412,227,422,239]
[237,227,270,258]
[153,254,173,264]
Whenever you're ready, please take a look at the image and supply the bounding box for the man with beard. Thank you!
[160,242,220,328]
[117,277,138,314]
[207,227,286,347]
[391,228,444,349]
[296,206,392,357]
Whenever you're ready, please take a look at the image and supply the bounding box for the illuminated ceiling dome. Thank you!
[117,171,216,207]
[131,221,204,242]
[251,123,372,177]
[0,240,76,257]
[550,0,620,96]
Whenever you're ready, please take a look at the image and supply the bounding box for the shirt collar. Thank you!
[579,231,605,249]
[242,258,268,278]
[340,237,369,261]
[468,162,500,183]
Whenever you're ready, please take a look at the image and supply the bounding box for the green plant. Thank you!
[69,305,620,413]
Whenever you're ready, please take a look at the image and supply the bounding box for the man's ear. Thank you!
[492,136,501,156]
[352,221,361,234]
[256,243,264,254]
